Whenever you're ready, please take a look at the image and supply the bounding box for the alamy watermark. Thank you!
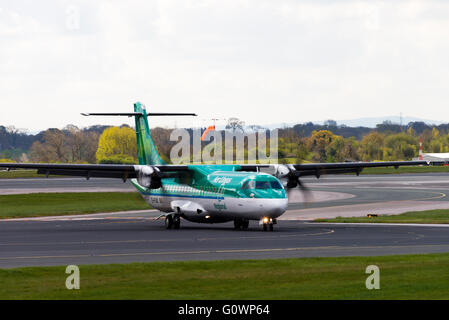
[65,265,80,290]
[65,5,80,31]
[365,265,380,290]
[169,129,278,164]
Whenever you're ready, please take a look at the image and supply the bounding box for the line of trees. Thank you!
[3,119,449,164]
[28,125,100,163]
[278,125,449,163]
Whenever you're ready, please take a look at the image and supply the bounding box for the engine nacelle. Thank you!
[274,164,291,178]
[136,165,162,189]
[272,164,300,188]
[260,164,291,178]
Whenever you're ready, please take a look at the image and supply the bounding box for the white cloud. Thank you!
[1,0,449,131]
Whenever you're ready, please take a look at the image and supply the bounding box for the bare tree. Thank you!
[44,129,69,162]
[29,141,53,162]
[247,125,266,132]
[226,118,245,133]
[29,127,100,163]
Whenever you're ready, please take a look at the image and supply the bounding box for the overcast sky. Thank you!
[1,0,449,132]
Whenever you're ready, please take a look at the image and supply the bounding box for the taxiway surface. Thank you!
[1,173,449,268]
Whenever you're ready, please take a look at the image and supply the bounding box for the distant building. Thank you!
[413,153,449,162]
[412,137,449,163]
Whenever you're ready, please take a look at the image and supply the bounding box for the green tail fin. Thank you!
[81,102,195,165]
[134,102,166,165]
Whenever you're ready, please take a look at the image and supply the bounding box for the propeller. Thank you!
[136,165,162,189]
[274,164,314,205]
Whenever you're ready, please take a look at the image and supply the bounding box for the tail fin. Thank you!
[81,102,197,166]
[134,102,165,165]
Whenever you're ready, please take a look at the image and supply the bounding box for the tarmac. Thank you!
[1,173,449,268]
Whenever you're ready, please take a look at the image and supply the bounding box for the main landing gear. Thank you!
[165,214,181,229]
[260,217,276,231]
[234,219,249,230]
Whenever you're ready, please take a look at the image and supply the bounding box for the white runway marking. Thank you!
[287,189,355,203]
[282,200,449,221]
[307,222,449,228]
[0,188,135,195]
[0,209,158,222]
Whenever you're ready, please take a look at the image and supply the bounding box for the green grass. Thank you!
[315,209,449,224]
[0,170,60,179]
[0,192,149,219]
[360,166,449,174]
[1,254,449,299]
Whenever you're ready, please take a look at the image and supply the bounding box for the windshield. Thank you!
[242,180,283,190]
[256,181,270,189]
[270,181,283,189]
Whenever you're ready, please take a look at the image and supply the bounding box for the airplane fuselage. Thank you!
[131,165,288,224]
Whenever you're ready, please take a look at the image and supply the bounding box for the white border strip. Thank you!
[307,222,449,228]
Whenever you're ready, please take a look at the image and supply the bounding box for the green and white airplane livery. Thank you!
[0,102,429,231]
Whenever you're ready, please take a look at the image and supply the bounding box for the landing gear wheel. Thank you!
[263,224,268,231]
[234,219,242,230]
[242,220,249,230]
[269,224,274,232]
[173,215,181,229]
[165,215,173,229]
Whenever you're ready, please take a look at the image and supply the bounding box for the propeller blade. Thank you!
[285,176,314,207]
[297,179,314,205]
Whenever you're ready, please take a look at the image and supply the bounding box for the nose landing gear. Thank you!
[260,217,276,231]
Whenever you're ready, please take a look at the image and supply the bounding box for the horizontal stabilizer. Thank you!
[81,112,197,117]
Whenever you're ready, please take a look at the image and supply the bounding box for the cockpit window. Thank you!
[256,181,270,189]
[270,181,283,189]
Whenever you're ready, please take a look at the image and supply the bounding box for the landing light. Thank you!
[263,217,269,223]
[205,215,210,219]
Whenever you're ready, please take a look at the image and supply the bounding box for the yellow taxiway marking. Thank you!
[196,229,335,241]
[2,243,449,261]
[401,190,447,201]
[0,254,91,260]
[419,192,447,201]
[0,229,335,247]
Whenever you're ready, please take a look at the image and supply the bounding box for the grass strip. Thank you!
[359,166,449,175]
[315,209,449,224]
[0,170,60,179]
[0,192,149,219]
[1,254,449,299]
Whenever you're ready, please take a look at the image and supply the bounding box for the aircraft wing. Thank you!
[0,163,189,181]
[0,160,430,183]
[287,160,429,177]
[239,160,430,179]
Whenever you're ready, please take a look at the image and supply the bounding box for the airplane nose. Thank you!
[267,198,288,216]
[279,198,288,213]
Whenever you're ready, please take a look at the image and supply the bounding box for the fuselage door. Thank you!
[219,185,225,200]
